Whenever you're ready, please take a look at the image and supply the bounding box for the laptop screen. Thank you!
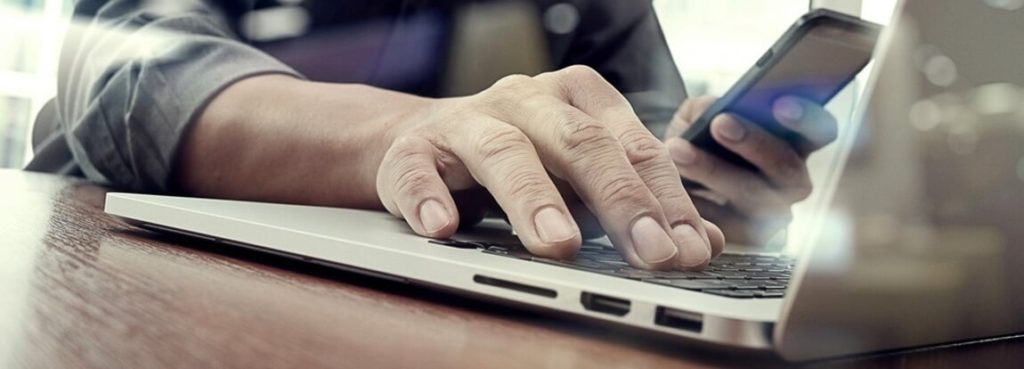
[778,0,1024,360]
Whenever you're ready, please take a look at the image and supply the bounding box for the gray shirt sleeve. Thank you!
[56,0,302,192]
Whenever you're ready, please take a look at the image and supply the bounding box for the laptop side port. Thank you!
[580,292,631,316]
[655,306,704,333]
[473,275,557,298]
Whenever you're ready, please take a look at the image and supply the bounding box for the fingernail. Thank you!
[717,119,747,141]
[672,224,711,267]
[630,217,678,264]
[419,200,451,234]
[774,98,804,123]
[534,206,575,244]
[666,138,696,165]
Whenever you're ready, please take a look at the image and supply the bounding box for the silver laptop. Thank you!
[103,0,1024,361]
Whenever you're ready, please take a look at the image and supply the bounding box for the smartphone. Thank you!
[681,9,882,170]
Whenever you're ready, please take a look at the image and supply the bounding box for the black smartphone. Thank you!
[681,9,882,170]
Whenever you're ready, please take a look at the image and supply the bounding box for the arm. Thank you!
[175,75,425,209]
[184,67,724,269]
[57,0,301,192]
[64,1,722,270]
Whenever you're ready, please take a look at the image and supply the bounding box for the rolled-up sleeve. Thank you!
[58,0,302,192]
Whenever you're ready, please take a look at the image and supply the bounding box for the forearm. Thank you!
[174,74,430,208]
[58,0,305,191]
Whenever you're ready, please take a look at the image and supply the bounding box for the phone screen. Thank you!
[729,24,878,126]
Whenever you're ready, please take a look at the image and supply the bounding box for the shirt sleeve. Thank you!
[555,0,687,138]
[58,0,303,192]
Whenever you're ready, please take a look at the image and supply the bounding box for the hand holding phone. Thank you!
[681,9,882,170]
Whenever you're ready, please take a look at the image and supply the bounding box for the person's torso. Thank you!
[233,0,581,97]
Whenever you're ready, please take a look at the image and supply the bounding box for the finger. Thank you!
[702,219,726,258]
[664,96,719,139]
[377,136,460,239]
[675,96,720,127]
[554,179,606,240]
[443,115,582,259]
[773,96,839,155]
[709,115,813,201]
[526,102,681,269]
[492,93,682,268]
[665,137,791,219]
[548,66,712,269]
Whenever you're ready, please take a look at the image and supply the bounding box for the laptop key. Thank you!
[704,289,756,298]
[429,239,483,249]
[754,291,786,298]
[645,279,739,290]
[482,246,533,260]
[533,258,606,272]
[597,260,631,268]
[715,271,750,279]
[613,269,657,279]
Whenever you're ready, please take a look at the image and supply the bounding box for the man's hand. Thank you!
[662,96,838,245]
[376,66,725,270]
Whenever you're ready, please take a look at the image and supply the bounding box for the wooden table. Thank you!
[2,170,1022,369]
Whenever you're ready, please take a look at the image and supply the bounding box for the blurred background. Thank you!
[0,0,895,170]
[0,0,69,169]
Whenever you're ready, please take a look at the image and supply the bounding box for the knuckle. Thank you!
[493,74,534,90]
[475,127,533,166]
[390,136,425,156]
[484,74,537,107]
[620,130,669,167]
[595,173,650,207]
[646,175,689,204]
[394,168,437,199]
[386,137,429,173]
[556,116,615,153]
[503,170,555,202]
[518,94,556,117]
[563,65,602,81]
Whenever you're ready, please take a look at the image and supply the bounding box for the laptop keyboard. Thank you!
[430,239,793,299]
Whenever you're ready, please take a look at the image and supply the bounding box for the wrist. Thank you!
[179,74,437,209]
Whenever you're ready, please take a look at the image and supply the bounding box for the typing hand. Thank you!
[663,96,838,245]
[376,66,725,270]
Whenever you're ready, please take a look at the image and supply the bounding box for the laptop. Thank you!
[103,0,1024,361]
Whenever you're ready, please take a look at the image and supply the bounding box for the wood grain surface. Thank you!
[1,170,1021,369]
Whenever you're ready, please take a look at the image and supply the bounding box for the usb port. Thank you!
[655,306,704,333]
[580,292,631,316]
